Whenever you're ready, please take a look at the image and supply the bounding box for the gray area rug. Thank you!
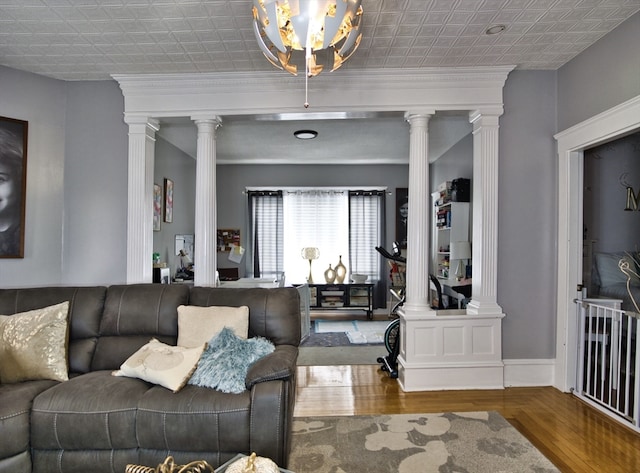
[297,346,384,366]
[289,412,559,473]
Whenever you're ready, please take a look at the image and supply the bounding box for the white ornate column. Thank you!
[403,113,434,314]
[398,112,439,390]
[192,116,221,286]
[398,109,505,392]
[467,110,504,315]
[125,116,159,284]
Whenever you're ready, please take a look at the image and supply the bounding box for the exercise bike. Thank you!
[375,243,406,378]
[374,244,445,379]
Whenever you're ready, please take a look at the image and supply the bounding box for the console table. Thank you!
[309,283,374,319]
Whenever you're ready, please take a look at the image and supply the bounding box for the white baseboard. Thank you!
[398,362,505,391]
[503,359,555,387]
[398,359,555,391]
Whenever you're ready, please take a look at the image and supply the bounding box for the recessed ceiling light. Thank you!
[294,129,318,140]
[485,24,507,35]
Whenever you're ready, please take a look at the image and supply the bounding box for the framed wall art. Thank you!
[153,183,162,231]
[164,178,173,223]
[395,187,408,249]
[0,116,28,258]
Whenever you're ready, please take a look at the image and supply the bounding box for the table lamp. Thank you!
[301,247,320,283]
[449,241,471,281]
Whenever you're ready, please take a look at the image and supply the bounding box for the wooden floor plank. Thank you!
[294,365,640,473]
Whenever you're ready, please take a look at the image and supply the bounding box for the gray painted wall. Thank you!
[557,11,640,131]
[430,133,473,191]
[0,65,67,287]
[153,137,196,276]
[63,80,128,285]
[499,70,558,359]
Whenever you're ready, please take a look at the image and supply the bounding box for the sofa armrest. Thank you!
[245,345,298,389]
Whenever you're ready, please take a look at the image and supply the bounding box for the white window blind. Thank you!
[283,190,349,284]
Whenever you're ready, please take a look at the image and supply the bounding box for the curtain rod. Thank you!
[244,186,391,195]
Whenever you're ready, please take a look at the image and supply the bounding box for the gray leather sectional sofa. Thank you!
[0,284,301,473]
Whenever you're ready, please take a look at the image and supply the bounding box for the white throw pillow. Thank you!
[113,338,205,393]
[177,305,249,348]
[0,301,70,384]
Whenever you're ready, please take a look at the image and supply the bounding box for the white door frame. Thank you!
[554,95,640,392]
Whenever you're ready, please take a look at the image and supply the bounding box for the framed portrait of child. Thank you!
[0,116,28,258]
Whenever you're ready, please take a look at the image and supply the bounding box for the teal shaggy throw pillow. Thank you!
[188,327,275,393]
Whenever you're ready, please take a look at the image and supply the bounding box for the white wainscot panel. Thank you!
[400,312,505,391]
[443,326,465,355]
[413,326,437,356]
[472,324,496,355]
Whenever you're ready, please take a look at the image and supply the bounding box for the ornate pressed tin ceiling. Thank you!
[0,0,638,81]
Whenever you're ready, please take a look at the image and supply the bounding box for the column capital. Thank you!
[191,114,222,126]
[404,111,434,123]
[469,108,503,124]
[123,114,160,130]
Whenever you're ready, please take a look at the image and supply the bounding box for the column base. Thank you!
[466,298,503,315]
[398,309,505,391]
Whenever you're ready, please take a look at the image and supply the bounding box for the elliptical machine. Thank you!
[375,243,406,378]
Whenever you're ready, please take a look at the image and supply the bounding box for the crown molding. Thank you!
[113,66,515,117]
[113,66,514,91]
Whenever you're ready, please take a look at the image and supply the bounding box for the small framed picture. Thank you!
[153,183,162,231]
[0,116,28,258]
[164,178,173,223]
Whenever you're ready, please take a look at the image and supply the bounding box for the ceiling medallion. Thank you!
[252,0,364,108]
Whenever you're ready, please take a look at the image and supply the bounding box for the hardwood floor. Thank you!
[294,364,640,473]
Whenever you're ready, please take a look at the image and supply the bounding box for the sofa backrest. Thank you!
[188,286,301,346]
[91,284,190,371]
[0,284,301,376]
[0,286,107,374]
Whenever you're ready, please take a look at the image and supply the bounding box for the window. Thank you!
[283,190,349,284]
[249,188,386,306]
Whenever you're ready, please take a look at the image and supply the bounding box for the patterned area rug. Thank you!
[301,320,387,347]
[301,325,352,347]
[289,412,559,473]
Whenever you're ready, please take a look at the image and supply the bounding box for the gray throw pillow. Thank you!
[189,327,275,393]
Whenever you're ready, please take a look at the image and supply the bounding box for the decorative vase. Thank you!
[335,255,347,283]
[324,264,336,284]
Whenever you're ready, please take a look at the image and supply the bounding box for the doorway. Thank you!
[554,95,640,393]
